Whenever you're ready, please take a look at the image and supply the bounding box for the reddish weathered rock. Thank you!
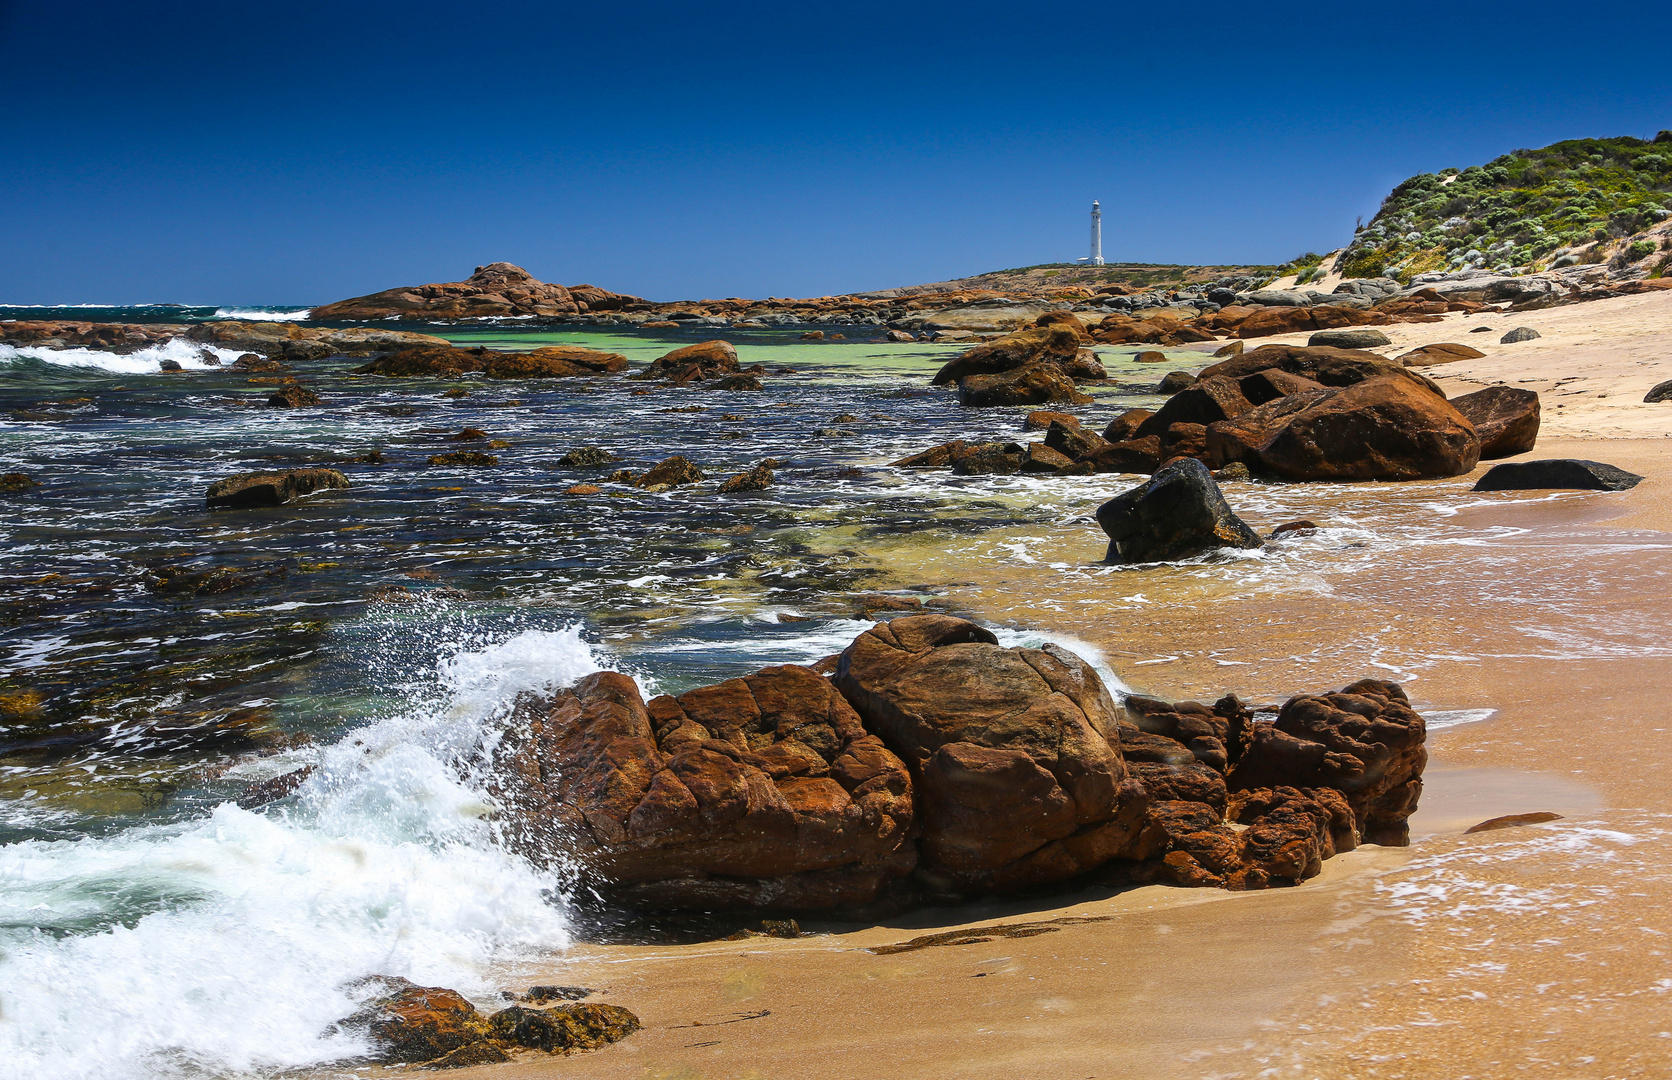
[1199,345,1445,398]
[956,363,1093,407]
[1238,368,1327,405]
[490,666,916,910]
[1044,419,1109,460]
[832,615,1147,892]
[483,346,629,378]
[635,455,705,490]
[1134,375,1254,438]
[355,345,489,377]
[345,978,491,1063]
[1396,342,1486,367]
[1019,442,1075,472]
[641,340,740,381]
[1025,410,1080,431]
[1225,678,1426,845]
[266,386,321,408]
[1102,408,1154,443]
[1252,376,1481,481]
[1033,310,1091,341]
[1073,436,1163,475]
[1449,386,1540,459]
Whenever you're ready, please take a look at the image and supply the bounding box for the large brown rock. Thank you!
[345,978,491,1064]
[490,666,916,911]
[642,340,740,379]
[355,345,489,376]
[832,615,1147,892]
[957,363,1093,407]
[1225,679,1426,845]
[1397,342,1486,367]
[1449,386,1540,459]
[1095,458,1263,563]
[1253,376,1481,480]
[1227,305,1393,340]
[930,325,1082,385]
[1134,375,1254,438]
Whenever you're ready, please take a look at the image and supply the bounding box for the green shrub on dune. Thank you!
[1338,132,1672,282]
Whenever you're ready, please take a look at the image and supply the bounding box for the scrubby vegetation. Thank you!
[1336,132,1672,282]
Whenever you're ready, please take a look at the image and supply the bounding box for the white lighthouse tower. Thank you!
[1089,200,1105,266]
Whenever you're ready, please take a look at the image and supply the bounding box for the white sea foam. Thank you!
[0,339,242,375]
[210,307,312,322]
[0,626,610,1080]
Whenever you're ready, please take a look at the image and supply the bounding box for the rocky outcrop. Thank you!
[489,666,917,910]
[1449,386,1540,458]
[957,364,1093,407]
[486,618,1428,911]
[1396,342,1486,367]
[1473,459,1645,491]
[1198,345,1446,398]
[355,344,627,378]
[641,340,741,379]
[1094,458,1262,563]
[205,468,349,508]
[309,263,640,321]
[266,386,321,408]
[832,616,1147,893]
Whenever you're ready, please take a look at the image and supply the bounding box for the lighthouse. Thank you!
[1089,201,1105,266]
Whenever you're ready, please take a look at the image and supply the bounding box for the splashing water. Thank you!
[0,626,613,1080]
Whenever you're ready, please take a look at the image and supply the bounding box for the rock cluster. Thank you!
[309,263,640,320]
[488,616,1428,912]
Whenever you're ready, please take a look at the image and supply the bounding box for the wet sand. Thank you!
[431,306,1672,1079]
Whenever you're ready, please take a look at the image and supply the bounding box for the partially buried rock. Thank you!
[344,978,491,1064]
[1500,326,1540,344]
[636,455,704,490]
[1307,329,1391,349]
[482,346,629,379]
[713,372,763,391]
[718,464,774,493]
[950,441,1026,475]
[1397,342,1486,367]
[1269,519,1319,538]
[1095,458,1263,564]
[1449,386,1540,458]
[266,386,321,407]
[0,472,36,493]
[205,468,349,508]
[1643,379,1672,404]
[1133,350,1168,364]
[564,484,601,495]
[1473,459,1644,492]
[832,615,1149,894]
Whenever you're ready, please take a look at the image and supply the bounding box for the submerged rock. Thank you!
[205,468,350,508]
[719,464,774,493]
[558,446,616,467]
[344,978,490,1064]
[426,451,499,467]
[636,455,704,490]
[1094,458,1262,564]
[266,386,321,408]
[1473,459,1644,491]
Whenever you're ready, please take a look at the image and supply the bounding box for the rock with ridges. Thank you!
[1500,326,1541,344]
[1473,459,1644,492]
[1643,379,1672,404]
[1094,458,1262,564]
[1307,328,1391,349]
[956,363,1093,407]
[832,615,1148,892]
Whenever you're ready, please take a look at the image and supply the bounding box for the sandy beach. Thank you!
[422,290,1672,1080]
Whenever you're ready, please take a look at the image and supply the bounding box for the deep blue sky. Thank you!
[3,1,1669,304]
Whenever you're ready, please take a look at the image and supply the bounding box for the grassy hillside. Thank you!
[1336,132,1672,282]
[892,260,1286,296]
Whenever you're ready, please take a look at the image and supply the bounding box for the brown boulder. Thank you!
[1135,375,1254,438]
[930,325,1082,385]
[957,363,1093,407]
[310,263,638,321]
[1019,442,1074,472]
[1063,348,1109,381]
[266,386,321,408]
[1225,678,1426,845]
[487,1002,641,1052]
[891,440,969,468]
[832,615,1147,891]
[1025,410,1080,431]
[1102,408,1154,443]
[636,455,704,490]
[1254,376,1481,481]
[718,464,774,493]
[950,442,1027,475]
[355,346,487,377]
[205,468,350,508]
[1033,311,1091,340]
[1230,305,1392,340]
[1073,436,1163,475]
[490,666,916,910]
[1449,386,1540,458]
[1238,369,1327,405]
[1396,342,1486,367]
[1203,390,1332,470]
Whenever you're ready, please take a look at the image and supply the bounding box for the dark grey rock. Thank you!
[1469,325,1496,333]
[1307,329,1392,349]
[1500,327,1541,344]
[1094,458,1263,564]
[1644,380,1672,404]
[206,468,351,508]
[1473,459,1643,492]
[1206,287,1238,307]
[558,446,616,467]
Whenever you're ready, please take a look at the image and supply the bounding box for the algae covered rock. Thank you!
[487,1002,641,1052]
